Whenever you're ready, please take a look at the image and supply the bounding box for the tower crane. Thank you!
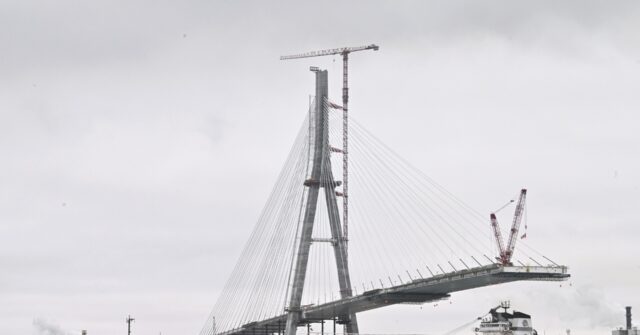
[280,44,379,245]
[490,189,527,265]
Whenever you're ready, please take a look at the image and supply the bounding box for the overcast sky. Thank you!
[1,1,639,335]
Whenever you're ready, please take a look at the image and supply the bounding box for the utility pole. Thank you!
[126,315,135,335]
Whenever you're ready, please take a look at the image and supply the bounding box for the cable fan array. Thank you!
[200,100,555,335]
[199,108,313,335]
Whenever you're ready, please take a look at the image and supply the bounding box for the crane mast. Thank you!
[505,189,527,261]
[280,44,379,247]
[490,189,527,265]
[490,213,505,262]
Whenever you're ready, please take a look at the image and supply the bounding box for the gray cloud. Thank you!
[33,318,75,335]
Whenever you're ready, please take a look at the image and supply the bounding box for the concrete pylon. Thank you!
[285,70,359,335]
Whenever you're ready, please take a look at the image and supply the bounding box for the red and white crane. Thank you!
[490,189,527,265]
[280,44,379,244]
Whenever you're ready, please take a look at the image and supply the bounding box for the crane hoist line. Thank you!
[280,44,379,249]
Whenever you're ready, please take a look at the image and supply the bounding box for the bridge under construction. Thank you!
[199,45,570,335]
[218,264,567,335]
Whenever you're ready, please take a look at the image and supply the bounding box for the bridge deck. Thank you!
[220,264,569,335]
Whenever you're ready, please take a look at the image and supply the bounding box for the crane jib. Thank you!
[280,44,379,60]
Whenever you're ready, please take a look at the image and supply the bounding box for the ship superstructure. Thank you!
[475,302,536,335]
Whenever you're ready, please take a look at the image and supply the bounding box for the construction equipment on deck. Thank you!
[490,189,527,265]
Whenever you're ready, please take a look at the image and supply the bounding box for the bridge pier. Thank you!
[284,69,358,335]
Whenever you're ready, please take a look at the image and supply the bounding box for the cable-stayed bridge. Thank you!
[199,69,569,335]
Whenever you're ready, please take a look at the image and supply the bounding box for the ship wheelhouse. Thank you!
[475,303,536,335]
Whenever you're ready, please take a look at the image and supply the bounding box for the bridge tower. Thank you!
[285,69,358,335]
